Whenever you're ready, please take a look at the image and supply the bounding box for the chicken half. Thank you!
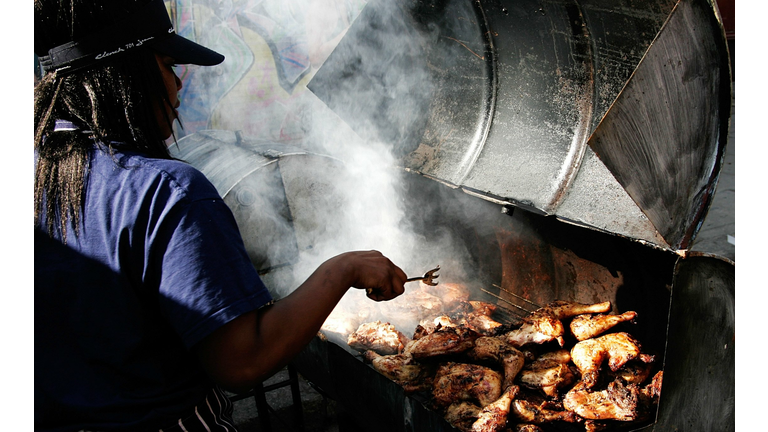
[433,362,503,408]
[570,311,637,341]
[570,332,651,388]
[405,325,481,359]
[470,385,520,432]
[468,336,526,390]
[347,321,410,355]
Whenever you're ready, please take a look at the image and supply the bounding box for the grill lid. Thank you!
[307,0,731,252]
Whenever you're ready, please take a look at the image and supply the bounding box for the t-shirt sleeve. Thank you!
[151,185,273,349]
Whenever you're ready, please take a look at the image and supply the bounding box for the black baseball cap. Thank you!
[36,0,224,75]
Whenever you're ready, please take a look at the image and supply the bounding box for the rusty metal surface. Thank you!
[308,0,731,252]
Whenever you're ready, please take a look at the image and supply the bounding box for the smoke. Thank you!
[173,0,476,331]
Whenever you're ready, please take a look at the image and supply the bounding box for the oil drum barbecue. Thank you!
[170,0,734,429]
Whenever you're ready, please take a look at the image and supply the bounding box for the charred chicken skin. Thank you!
[405,325,481,359]
[347,320,410,355]
[433,362,503,408]
[470,385,520,432]
[570,311,637,341]
[570,332,648,388]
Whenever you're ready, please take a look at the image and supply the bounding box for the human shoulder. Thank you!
[96,148,222,202]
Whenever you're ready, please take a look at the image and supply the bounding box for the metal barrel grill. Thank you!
[170,0,734,430]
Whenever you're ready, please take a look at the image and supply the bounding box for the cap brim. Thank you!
[151,34,224,66]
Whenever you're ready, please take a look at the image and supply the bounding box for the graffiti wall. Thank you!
[167,0,367,143]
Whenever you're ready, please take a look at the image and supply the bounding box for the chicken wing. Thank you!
[471,385,520,432]
[570,311,637,341]
[570,332,647,388]
[433,362,503,408]
[347,321,410,355]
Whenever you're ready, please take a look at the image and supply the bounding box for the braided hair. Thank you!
[34,0,178,241]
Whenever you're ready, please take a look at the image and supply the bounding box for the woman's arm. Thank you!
[193,250,406,393]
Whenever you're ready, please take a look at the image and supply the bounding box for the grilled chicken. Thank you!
[445,401,482,432]
[347,321,410,355]
[570,332,649,388]
[505,313,565,348]
[563,379,644,421]
[512,398,582,424]
[518,349,577,398]
[470,385,520,432]
[468,336,526,390]
[570,311,637,341]
[405,325,481,359]
[538,300,612,320]
[433,362,503,408]
[363,350,434,393]
[413,315,457,339]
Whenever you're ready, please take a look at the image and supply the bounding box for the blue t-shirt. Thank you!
[35,145,273,431]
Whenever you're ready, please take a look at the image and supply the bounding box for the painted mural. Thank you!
[166,0,367,142]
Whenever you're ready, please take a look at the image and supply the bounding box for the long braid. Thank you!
[34,0,176,242]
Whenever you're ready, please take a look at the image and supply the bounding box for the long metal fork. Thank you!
[480,283,541,320]
[406,266,440,286]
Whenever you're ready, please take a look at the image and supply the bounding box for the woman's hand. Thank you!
[334,250,408,301]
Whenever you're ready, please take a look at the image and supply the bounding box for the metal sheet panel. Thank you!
[308,0,730,251]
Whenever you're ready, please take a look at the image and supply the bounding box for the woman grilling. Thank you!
[33,1,407,431]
